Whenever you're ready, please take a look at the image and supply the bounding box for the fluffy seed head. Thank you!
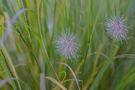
[55,32,78,59]
[105,16,129,41]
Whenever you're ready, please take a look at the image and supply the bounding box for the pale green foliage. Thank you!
[0,0,135,90]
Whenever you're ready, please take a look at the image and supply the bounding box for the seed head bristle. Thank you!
[105,16,129,41]
[55,32,78,59]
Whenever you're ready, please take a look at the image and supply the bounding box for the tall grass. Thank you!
[0,0,135,90]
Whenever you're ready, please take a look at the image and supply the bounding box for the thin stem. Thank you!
[0,43,21,90]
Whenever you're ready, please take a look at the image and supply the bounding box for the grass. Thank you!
[0,0,135,90]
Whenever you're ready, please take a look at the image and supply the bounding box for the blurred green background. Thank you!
[0,0,135,90]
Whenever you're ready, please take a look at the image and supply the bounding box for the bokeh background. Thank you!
[0,0,135,90]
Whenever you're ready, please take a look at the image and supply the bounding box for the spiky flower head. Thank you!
[105,16,129,41]
[55,32,78,59]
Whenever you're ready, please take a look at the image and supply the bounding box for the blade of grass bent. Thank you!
[46,76,67,90]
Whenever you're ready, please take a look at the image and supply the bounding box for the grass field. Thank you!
[0,0,135,90]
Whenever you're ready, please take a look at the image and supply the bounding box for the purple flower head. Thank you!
[55,32,79,59]
[105,16,129,41]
